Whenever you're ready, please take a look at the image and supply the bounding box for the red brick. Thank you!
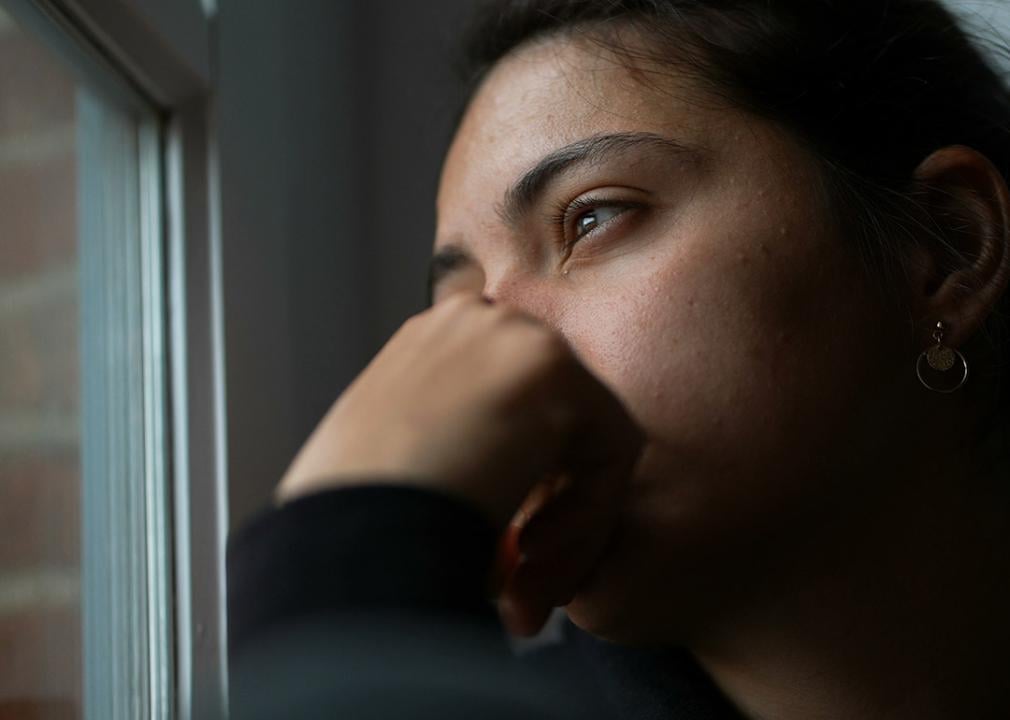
[0,605,81,713]
[0,699,78,720]
[0,32,76,137]
[0,24,79,284]
[0,452,80,571]
[0,294,80,412]
[0,145,77,283]
[0,24,93,720]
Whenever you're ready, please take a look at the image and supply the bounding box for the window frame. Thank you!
[0,1,226,718]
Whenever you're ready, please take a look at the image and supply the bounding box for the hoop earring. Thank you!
[916,321,969,393]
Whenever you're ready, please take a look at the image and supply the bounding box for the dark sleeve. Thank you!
[227,484,601,720]
[227,483,501,653]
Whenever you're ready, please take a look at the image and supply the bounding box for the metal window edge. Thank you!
[54,0,211,106]
[167,100,230,720]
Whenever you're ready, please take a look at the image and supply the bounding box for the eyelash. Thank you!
[548,196,639,253]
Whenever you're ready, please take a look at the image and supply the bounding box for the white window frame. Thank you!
[1,1,226,718]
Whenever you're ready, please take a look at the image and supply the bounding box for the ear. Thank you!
[905,145,1010,349]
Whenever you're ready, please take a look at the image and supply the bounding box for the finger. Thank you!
[498,543,595,637]
[501,447,639,637]
[548,354,645,514]
[489,478,560,595]
[501,492,616,632]
[516,437,638,581]
[498,587,554,638]
[489,522,520,597]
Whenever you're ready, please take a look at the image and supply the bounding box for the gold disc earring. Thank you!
[916,321,969,393]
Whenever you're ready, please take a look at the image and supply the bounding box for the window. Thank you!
[0,9,82,716]
[0,2,172,718]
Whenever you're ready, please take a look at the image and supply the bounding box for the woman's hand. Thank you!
[277,291,644,635]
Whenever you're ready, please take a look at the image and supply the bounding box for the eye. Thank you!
[549,194,644,255]
[574,205,627,240]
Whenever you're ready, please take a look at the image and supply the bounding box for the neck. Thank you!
[693,414,1010,720]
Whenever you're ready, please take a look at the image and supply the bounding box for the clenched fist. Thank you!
[277,292,644,636]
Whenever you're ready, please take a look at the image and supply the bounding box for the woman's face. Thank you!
[434,35,914,643]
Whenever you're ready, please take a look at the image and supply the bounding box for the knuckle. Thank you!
[439,290,482,314]
[393,315,423,344]
[485,302,526,326]
[401,312,425,331]
[398,309,434,339]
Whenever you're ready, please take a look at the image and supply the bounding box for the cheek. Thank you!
[557,219,882,641]
[558,217,863,486]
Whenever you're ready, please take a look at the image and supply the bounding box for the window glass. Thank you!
[0,4,171,719]
[0,6,83,718]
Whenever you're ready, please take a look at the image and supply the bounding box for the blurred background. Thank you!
[0,1,1007,719]
[215,0,475,528]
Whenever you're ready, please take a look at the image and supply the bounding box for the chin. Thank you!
[561,520,671,646]
[563,597,649,646]
[559,491,748,648]
[563,547,728,649]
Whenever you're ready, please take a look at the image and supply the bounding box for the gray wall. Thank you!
[217,0,472,528]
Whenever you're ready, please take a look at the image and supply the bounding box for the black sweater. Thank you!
[227,484,744,719]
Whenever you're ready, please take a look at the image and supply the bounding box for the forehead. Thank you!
[436,34,734,226]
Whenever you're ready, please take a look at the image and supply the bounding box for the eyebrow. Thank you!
[498,131,700,228]
[427,131,702,304]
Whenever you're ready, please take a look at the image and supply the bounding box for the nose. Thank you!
[483,271,561,329]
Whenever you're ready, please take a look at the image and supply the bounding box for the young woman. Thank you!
[229,1,1010,717]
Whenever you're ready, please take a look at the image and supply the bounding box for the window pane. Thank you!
[0,5,171,720]
[0,5,82,719]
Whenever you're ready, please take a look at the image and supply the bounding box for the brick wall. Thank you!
[0,6,83,719]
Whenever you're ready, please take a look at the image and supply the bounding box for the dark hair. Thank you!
[457,0,1010,438]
